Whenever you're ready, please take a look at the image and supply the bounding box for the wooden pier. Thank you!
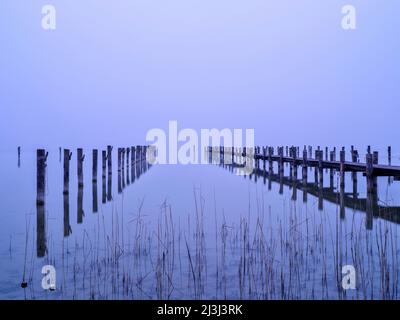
[209,145,400,229]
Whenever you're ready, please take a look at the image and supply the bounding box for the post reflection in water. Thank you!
[77,185,84,224]
[36,203,46,258]
[63,193,71,237]
[92,180,98,213]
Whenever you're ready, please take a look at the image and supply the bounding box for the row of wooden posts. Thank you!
[35,145,152,257]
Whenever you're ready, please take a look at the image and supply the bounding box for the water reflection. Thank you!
[213,150,400,230]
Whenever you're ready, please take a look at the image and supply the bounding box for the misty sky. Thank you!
[1,1,399,152]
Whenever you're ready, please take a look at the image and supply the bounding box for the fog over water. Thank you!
[1,1,399,152]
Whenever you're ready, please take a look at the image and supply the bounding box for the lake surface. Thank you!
[1,148,400,300]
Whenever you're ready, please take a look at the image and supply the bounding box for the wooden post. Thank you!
[318,150,323,188]
[340,148,345,188]
[118,148,122,173]
[77,148,85,188]
[63,149,72,195]
[373,151,378,190]
[92,149,98,182]
[289,147,293,179]
[102,150,107,178]
[352,149,358,198]
[36,149,47,206]
[314,150,318,185]
[17,146,21,167]
[126,147,130,185]
[101,150,106,203]
[388,146,392,165]
[366,153,373,194]
[107,145,113,176]
[293,147,298,180]
[77,148,85,223]
[102,166,106,204]
[279,147,283,176]
[118,148,122,193]
[131,146,136,182]
[325,146,328,161]
[367,145,371,154]
[302,147,308,187]
[122,148,126,189]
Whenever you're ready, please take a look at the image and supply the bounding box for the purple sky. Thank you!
[1,1,399,154]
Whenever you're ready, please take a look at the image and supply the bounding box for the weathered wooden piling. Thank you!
[118,148,122,193]
[107,145,113,175]
[352,149,358,197]
[131,146,136,181]
[107,168,112,202]
[36,149,47,257]
[36,149,47,206]
[318,150,323,188]
[17,146,21,167]
[101,150,106,203]
[63,149,72,195]
[118,148,122,173]
[366,153,374,193]
[293,147,298,180]
[373,151,379,190]
[77,148,85,188]
[340,148,345,188]
[102,169,106,204]
[122,148,126,189]
[126,147,130,185]
[92,149,98,182]
[388,146,392,165]
[302,147,308,187]
[102,151,107,178]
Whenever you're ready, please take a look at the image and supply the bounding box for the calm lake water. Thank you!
[1,148,400,300]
